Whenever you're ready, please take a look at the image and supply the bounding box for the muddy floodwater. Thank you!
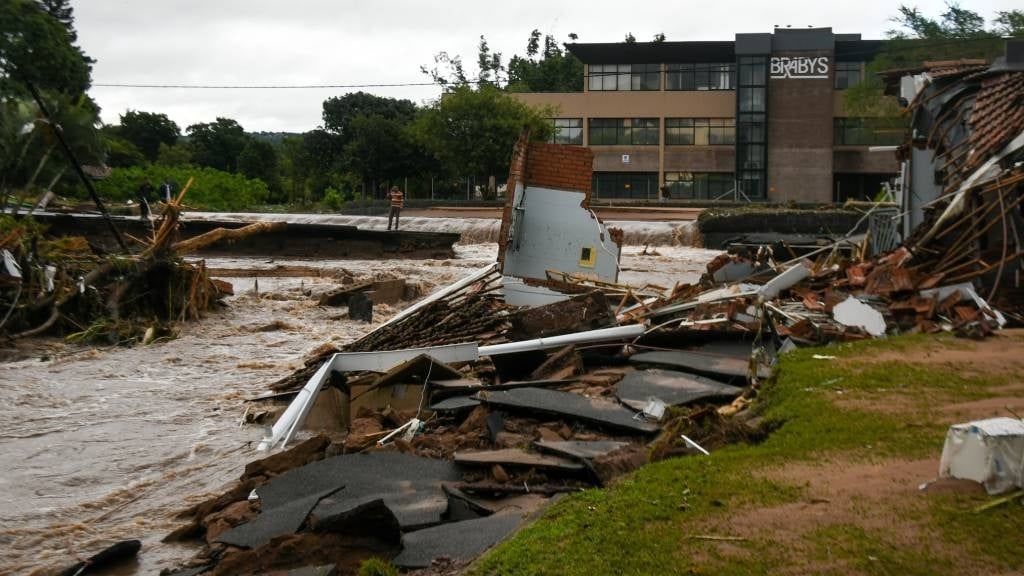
[0,229,719,575]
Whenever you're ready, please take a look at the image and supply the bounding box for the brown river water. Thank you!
[0,230,719,575]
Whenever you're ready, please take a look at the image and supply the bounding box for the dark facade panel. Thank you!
[835,39,885,62]
[568,41,735,64]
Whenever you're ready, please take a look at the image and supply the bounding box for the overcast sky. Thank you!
[74,0,1018,133]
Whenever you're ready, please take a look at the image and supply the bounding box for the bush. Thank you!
[322,186,344,210]
[357,558,399,576]
[93,165,269,211]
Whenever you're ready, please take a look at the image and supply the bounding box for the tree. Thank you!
[117,110,180,162]
[186,117,249,173]
[506,31,584,92]
[101,131,145,168]
[624,33,636,43]
[476,35,505,87]
[156,141,194,166]
[412,85,553,195]
[0,0,92,97]
[322,92,418,143]
[652,32,667,42]
[844,5,1023,117]
[237,138,282,198]
[344,115,434,193]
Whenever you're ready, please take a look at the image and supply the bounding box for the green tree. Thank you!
[116,110,180,162]
[322,92,417,144]
[300,129,345,200]
[156,141,194,166]
[412,85,553,195]
[344,115,434,191]
[624,33,636,43]
[506,31,584,92]
[0,0,92,97]
[186,117,249,172]
[101,131,145,167]
[844,5,1023,117]
[237,138,282,199]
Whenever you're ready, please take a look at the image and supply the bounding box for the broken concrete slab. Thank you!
[833,296,887,337]
[454,448,586,472]
[474,387,658,434]
[615,369,743,410]
[629,350,757,380]
[250,453,460,534]
[392,514,522,569]
[533,440,630,461]
[217,486,343,549]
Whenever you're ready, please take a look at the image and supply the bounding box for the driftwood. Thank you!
[172,221,287,255]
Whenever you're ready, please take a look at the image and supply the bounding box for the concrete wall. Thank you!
[833,148,900,173]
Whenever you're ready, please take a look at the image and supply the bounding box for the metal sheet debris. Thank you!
[832,296,888,337]
[615,369,743,410]
[393,514,521,569]
[454,449,586,472]
[939,417,1024,495]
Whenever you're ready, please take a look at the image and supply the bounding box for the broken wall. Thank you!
[498,129,620,305]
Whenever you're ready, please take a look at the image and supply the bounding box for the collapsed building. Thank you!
[163,44,1024,570]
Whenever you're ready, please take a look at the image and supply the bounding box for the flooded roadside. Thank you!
[0,242,719,575]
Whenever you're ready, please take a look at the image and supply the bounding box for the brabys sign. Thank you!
[770,56,830,79]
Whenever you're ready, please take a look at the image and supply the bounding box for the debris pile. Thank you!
[165,56,1024,572]
[0,183,241,345]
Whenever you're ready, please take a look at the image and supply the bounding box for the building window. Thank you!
[588,118,659,145]
[834,61,863,90]
[550,118,583,145]
[664,172,735,200]
[589,64,630,91]
[665,118,735,146]
[735,55,768,200]
[589,64,659,91]
[592,172,659,199]
[834,118,905,146]
[666,63,735,90]
[632,64,661,90]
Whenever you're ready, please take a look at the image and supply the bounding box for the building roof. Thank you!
[566,42,735,64]
[567,38,885,65]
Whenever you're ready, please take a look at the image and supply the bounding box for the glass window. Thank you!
[631,64,661,90]
[666,63,735,91]
[739,87,765,112]
[589,64,631,91]
[550,118,583,145]
[588,119,658,145]
[592,172,658,199]
[835,61,862,90]
[666,118,734,145]
[664,172,735,199]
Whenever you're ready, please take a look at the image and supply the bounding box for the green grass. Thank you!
[471,334,1024,575]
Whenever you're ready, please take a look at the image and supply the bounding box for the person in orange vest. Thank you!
[387,185,404,231]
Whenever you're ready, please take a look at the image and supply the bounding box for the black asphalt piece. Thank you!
[454,449,585,471]
[474,388,659,434]
[615,369,743,410]
[217,486,343,549]
[485,411,505,443]
[393,514,522,569]
[629,350,752,379]
[305,453,463,530]
[533,440,630,460]
[429,395,481,412]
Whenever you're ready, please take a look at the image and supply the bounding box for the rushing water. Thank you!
[0,240,719,575]
[183,212,700,247]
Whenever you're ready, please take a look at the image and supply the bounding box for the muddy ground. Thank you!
[0,242,720,575]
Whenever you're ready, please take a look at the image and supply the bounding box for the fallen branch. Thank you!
[171,221,287,255]
[687,534,749,542]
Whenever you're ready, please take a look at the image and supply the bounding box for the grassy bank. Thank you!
[472,332,1024,575]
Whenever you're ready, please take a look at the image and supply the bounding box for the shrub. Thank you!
[93,165,269,211]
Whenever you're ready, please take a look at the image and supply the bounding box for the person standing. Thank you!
[387,185,404,231]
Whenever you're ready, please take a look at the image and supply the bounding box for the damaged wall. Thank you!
[498,130,620,305]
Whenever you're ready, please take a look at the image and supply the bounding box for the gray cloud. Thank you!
[73,0,1020,132]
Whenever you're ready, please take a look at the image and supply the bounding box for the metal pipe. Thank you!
[478,324,646,356]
